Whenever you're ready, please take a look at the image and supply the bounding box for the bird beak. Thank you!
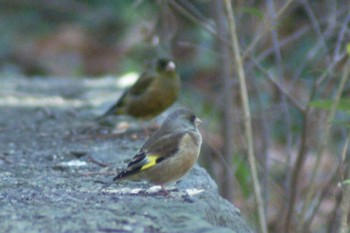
[195,117,202,126]
[166,61,176,71]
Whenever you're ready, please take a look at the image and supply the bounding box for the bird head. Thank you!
[162,108,201,133]
[157,58,176,73]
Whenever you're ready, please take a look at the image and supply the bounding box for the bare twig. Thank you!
[301,0,332,64]
[249,25,309,68]
[215,0,235,201]
[283,109,309,233]
[243,0,296,59]
[300,57,350,230]
[265,0,296,221]
[251,59,305,112]
[333,13,350,60]
[87,156,110,167]
[303,163,341,231]
[339,133,350,233]
[318,52,348,87]
[223,1,267,232]
[202,131,236,186]
[264,0,279,215]
[327,190,342,233]
[169,0,231,45]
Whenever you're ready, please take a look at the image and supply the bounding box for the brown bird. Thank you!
[98,58,180,120]
[113,108,202,192]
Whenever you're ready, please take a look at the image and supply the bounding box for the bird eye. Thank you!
[190,114,196,123]
[158,59,169,69]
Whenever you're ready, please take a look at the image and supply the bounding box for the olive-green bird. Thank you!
[99,58,180,120]
[113,108,202,192]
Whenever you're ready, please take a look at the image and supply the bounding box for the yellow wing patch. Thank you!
[140,155,159,170]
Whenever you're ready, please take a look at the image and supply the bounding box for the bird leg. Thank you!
[158,185,170,196]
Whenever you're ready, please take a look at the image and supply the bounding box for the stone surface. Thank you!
[0,76,252,233]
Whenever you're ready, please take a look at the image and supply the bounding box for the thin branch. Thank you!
[303,163,341,231]
[275,0,295,19]
[243,0,296,59]
[250,25,309,66]
[334,13,350,61]
[223,1,267,233]
[253,75,271,213]
[339,133,350,233]
[300,57,350,230]
[266,0,296,221]
[283,109,309,233]
[301,0,332,64]
[251,59,305,113]
[168,0,231,46]
[316,52,347,87]
[264,0,280,216]
[215,0,235,201]
[202,132,236,188]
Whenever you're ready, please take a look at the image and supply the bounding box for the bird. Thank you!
[113,108,202,193]
[98,58,180,120]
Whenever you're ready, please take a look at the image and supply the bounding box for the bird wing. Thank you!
[113,132,185,181]
[99,72,155,117]
[127,71,156,96]
[100,90,128,117]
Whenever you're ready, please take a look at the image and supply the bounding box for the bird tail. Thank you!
[99,171,130,191]
[94,99,126,122]
[113,170,129,182]
[94,104,125,121]
[99,171,128,191]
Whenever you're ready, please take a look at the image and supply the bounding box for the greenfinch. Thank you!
[99,58,180,120]
[113,108,202,192]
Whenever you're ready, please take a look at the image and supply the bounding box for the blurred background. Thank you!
[1,0,350,232]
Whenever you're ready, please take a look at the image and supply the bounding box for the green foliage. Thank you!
[310,99,350,112]
[240,7,264,19]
